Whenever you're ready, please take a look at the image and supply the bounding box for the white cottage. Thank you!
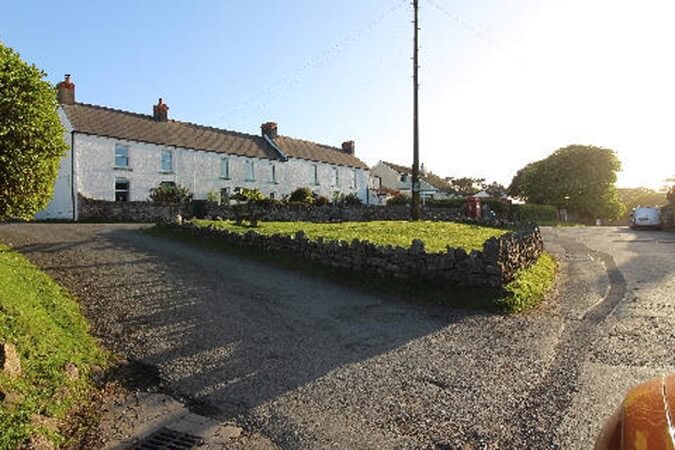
[370,161,455,200]
[37,75,370,220]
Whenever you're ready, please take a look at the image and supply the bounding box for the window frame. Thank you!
[114,144,130,168]
[270,164,277,184]
[352,170,358,189]
[333,167,340,187]
[312,164,319,185]
[114,178,130,202]
[220,157,230,179]
[160,149,173,173]
[244,160,255,181]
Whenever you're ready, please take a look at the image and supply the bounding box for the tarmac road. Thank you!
[0,223,672,449]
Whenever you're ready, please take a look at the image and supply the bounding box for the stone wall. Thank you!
[164,222,543,288]
[78,196,188,223]
[77,198,523,229]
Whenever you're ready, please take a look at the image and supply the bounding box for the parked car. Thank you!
[629,206,662,230]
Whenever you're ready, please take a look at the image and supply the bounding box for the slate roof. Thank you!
[62,103,368,169]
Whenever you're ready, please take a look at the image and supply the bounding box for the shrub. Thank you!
[332,193,363,207]
[482,199,510,215]
[289,187,314,204]
[386,194,410,206]
[231,188,266,227]
[313,194,330,206]
[206,190,221,204]
[425,198,465,209]
[511,204,557,222]
[149,182,192,204]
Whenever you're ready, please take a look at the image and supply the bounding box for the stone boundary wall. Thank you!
[77,198,523,228]
[164,222,543,288]
[78,196,189,223]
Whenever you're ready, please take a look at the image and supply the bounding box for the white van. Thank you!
[629,207,662,230]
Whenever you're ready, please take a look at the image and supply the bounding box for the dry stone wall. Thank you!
[78,196,189,223]
[164,222,543,288]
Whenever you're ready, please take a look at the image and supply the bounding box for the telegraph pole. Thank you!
[411,0,421,220]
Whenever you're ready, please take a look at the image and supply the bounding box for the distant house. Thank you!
[37,75,370,220]
[370,161,455,201]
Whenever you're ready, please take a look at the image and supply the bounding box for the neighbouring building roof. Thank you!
[380,161,452,192]
[61,103,368,169]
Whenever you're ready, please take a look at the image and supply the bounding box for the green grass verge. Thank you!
[193,219,507,253]
[147,226,556,313]
[497,253,558,312]
[0,244,107,449]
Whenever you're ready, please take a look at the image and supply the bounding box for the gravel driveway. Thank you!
[0,223,671,449]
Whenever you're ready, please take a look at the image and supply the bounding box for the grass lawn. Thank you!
[0,244,106,449]
[193,219,508,253]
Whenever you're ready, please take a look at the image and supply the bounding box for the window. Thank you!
[269,192,276,200]
[220,158,229,179]
[160,149,173,172]
[115,144,129,167]
[333,167,339,187]
[245,160,255,181]
[115,179,130,202]
[400,174,408,183]
[312,165,319,185]
[352,170,358,189]
[270,164,277,183]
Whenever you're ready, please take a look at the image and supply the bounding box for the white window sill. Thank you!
[159,170,175,174]
[113,166,132,171]
[219,176,231,180]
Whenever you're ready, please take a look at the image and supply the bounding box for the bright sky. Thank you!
[2,1,674,189]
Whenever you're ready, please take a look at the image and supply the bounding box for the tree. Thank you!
[618,187,666,217]
[482,181,507,198]
[0,43,67,220]
[508,145,625,220]
[446,177,484,196]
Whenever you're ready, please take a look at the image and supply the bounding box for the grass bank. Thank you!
[193,219,507,253]
[0,243,106,449]
[148,226,556,313]
[498,253,558,312]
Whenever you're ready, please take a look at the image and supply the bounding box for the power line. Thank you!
[218,0,409,124]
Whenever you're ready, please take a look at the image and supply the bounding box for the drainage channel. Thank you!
[130,428,204,450]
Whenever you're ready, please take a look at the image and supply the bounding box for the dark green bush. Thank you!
[425,198,465,209]
[149,182,192,204]
[511,204,557,222]
[289,187,314,204]
[386,194,410,206]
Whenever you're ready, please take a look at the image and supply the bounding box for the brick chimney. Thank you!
[56,74,75,105]
[341,140,355,155]
[261,122,278,139]
[153,98,169,121]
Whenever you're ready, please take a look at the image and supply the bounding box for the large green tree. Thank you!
[508,145,625,220]
[0,43,66,220]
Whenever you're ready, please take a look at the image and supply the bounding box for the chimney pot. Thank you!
[153,97,169,121]
[341,140,355,155]
[56,74,75,105]
[261,122,278,139]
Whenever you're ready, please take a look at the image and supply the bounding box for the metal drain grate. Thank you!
[131,427,204,450]
[562,253,594,262]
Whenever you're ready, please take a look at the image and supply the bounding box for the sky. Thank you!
[2,0,674,189]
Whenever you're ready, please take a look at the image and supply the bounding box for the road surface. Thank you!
[0,223,672,449]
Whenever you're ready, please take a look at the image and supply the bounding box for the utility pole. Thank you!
[411,0,421,220]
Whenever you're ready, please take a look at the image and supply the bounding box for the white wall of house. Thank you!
[55,133,368,206]
[35,109,74,220]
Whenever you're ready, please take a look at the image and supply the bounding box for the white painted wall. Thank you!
[35,108,74,220]
[69,134,369,205]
